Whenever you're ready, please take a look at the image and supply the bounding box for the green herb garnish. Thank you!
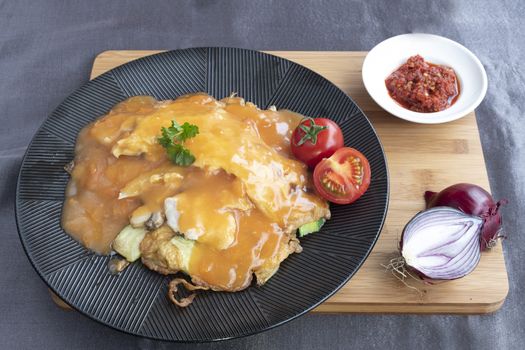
[158,120,199,166]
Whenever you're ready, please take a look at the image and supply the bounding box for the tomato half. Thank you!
[291,117,344,168]
[313,147,371,204]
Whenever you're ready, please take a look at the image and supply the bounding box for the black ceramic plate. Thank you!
[16,48,388,342]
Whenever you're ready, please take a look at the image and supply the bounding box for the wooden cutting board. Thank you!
[55,50,508,314]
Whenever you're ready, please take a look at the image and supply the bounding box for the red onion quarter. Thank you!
[401,207,483,280]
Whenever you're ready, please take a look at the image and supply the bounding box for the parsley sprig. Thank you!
[158,120,199,166]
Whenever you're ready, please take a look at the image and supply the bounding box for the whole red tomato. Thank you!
[291,117,344,168]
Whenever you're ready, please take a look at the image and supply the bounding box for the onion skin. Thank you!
[424,183,506,251]
[401,207,483,281]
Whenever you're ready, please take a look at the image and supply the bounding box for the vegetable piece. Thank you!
[112,225,147,262]
[298,218,326,237]
[291,117,344,168]
[425,183,507,250]
[313,147,371,204]
[169,235,195,272]
[158,120,199,166]
[130,206,153,228]
[401,207,483,280]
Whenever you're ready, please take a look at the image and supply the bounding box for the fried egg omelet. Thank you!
[62,93,330,303]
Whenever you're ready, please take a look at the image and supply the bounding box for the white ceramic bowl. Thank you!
[362,33,488,124]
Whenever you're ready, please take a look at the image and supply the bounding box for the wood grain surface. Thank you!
[73,50,507,314]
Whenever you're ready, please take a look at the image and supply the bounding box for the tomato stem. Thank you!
[295,117,328,146]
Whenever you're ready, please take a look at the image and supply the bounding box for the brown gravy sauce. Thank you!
[62,94,314,289]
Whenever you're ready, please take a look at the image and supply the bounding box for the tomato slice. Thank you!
[313,147,371,204]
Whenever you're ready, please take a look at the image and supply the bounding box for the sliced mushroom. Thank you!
[64,160,75,174]
[145,211,164,230]
[108,256,130,275]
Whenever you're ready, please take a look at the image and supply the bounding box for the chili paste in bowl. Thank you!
[385,55,459,113]
[362,33,487,124]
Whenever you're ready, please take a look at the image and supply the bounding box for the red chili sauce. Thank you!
[385,55,460,113]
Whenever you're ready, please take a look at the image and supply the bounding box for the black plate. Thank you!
[15,48,388,342]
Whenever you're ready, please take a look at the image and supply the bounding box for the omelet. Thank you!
[164,172,253,250]
[62,93,330,302]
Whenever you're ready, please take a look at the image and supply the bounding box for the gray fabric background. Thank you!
[1,0,523,349]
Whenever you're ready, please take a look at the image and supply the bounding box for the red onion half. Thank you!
[425,183,506,250]
[401,207,483,280]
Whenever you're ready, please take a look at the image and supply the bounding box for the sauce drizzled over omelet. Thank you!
[62,94,330,292]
